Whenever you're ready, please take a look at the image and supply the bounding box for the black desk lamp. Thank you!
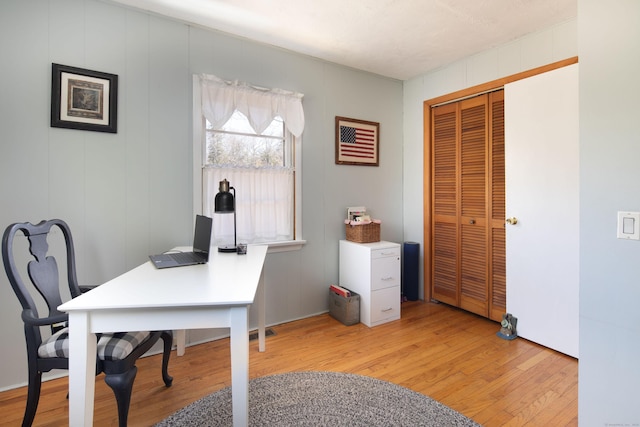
[214,179,237,252]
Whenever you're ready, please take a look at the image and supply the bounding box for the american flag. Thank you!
[339,124,376,159]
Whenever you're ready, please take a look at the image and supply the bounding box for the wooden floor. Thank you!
[0,301,578,426]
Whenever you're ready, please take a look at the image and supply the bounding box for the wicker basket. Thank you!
[345,222,380,243]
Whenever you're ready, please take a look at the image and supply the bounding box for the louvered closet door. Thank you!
[459,96,488,316]
[488,91,506,321]
[432,102,458,306]
[431,92,505,321]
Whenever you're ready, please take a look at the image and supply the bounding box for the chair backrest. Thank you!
[2,219,83,351]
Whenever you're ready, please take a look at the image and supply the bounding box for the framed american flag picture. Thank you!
[335,116,379,166]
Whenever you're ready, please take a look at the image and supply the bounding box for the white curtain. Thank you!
[200,74,304,137]
[199,74,303,245]
[204,168,294,245]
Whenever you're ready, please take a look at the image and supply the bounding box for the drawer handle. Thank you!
[380,251,396,255]
[381,276,394,281]
[381,307,393,312]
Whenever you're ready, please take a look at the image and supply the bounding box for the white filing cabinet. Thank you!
[339,240,401,327]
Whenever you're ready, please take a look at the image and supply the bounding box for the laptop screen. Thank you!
[193,215,213,257]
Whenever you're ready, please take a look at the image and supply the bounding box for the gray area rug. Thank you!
[155,371,480,426]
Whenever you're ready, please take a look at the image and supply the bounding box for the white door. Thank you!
[504,64,579,358]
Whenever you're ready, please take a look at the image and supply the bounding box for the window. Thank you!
[204,112,295,244]
[193,75,304,251]
[206,111,288,169]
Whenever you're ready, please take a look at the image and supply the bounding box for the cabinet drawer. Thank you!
[370,286,400,325]
[372,255,400,291]
[371,246,400,259]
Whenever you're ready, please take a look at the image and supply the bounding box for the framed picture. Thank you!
[50,63,118,133]
[335,116,379,166]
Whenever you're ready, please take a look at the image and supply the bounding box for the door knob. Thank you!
[506,217,518,225]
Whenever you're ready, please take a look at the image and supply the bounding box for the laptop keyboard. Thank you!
[170,252,200,263]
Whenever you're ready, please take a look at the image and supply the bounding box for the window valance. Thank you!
[199,74,305,137]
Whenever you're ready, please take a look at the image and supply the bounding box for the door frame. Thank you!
[422,57,579,303]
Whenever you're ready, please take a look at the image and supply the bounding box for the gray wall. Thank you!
[0,0,403,390]
[578,1,640,424]
[5,2,638,423]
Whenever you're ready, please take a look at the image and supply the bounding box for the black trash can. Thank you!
[403,242,420,301]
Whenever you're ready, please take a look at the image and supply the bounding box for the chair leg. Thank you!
[23,370,42,427]
[104,366,137,427]
[160,331,173,387]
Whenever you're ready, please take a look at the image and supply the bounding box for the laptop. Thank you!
[149,215,213,269]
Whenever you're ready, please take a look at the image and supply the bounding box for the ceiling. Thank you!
[109,0,576,81]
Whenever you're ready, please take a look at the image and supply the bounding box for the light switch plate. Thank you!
[617,211,640,240]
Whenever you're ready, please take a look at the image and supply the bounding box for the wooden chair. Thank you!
[2,219,173,427]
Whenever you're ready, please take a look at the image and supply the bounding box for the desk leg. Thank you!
[175,329,186,356]
[229,306,249,427]
[257,268,266,352]
[68,312,96,426]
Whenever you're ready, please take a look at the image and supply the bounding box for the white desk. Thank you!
[58,245,268,427]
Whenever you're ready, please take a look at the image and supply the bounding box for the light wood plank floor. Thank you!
[0,301,578,426]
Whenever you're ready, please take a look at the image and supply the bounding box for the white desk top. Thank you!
[59,245,268,312]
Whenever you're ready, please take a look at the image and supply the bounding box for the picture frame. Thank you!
[335,116,379,166]
[50,63,118,133]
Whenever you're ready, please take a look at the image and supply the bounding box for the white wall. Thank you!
[402,19,578,300]
[0,0,403,390]
[578,1,640,424]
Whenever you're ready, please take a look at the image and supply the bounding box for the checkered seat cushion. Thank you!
[38,328,152,361]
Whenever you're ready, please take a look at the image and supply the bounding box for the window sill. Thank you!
[261,239,306,253]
